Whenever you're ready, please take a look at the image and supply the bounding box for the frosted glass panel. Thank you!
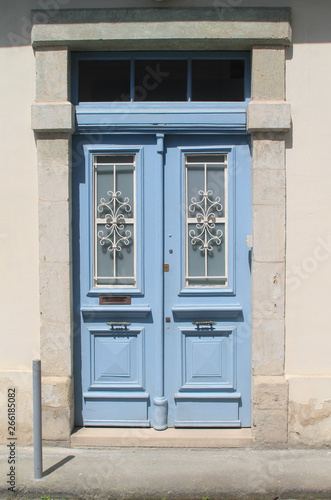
[207,223,225,277]
[116,224,134,278]
[185,154,227,287]
[94,155,135,287]
[97,223,115,279]
[116,165,134,219]
[188,223,205,278]
[97,165,114,218]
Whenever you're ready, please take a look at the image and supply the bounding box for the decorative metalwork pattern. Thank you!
[189,190,223,252]
[97,191,132,252]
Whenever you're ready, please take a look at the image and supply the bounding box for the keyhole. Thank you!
[169,249,173,254]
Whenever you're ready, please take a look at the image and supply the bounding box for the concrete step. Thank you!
[71,427,254,448]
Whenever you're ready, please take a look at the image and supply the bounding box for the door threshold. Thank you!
[71,427,253,448]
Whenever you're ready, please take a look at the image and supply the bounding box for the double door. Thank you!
[74,133,251,428]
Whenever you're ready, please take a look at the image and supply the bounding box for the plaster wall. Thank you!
[0,0,331,446]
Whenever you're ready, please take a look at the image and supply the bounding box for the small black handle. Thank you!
[107,321,131,331]
[192,321,216,331]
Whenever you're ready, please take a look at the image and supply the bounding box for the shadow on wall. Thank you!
[1,0,331,49]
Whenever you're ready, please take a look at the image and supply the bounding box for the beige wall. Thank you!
[0,45,39,368]
[1,0,331,446]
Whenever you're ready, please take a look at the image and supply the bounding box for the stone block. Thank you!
[37,134,71,169]
[252,133,285,170]
[42,375,72,408]
[41,375,74,441]
[253,205,285,262]
[38,164,70,202]
[253,409,288,446]
[40,321,73,377]
[253,376,288,410]
[253,169,285,205]
[247,101,291,132]
[252,319,285,376]
[39,262,71,324]
[39,201,71,263]
[36,48,69,102]
[252,262,285,319]
[32,102,75,133]
[252,46,285,100]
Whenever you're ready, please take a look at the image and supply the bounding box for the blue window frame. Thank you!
[71,51,251,105]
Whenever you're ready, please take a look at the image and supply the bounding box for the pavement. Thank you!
[1,445,331,500]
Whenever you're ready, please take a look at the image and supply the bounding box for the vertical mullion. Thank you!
[185,160,189,285]
[113,164,117,279]
[225,157,228,284]
[204,163,208,278]
[130,58,135,102]
[94,156,98,285]
[133,157,136,286]
[187,57,192,103]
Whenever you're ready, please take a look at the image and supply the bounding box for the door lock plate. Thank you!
[163,264,169,272]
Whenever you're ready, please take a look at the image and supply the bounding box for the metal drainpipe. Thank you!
[33,360,43,479]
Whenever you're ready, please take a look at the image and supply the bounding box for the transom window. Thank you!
[76,53,247,103]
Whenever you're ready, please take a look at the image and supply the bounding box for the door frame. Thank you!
[32,7,291,447]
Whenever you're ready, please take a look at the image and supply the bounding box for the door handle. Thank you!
[192,321,216,331]
[107,321,131,331]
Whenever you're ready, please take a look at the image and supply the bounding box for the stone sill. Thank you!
[71,427,253,448]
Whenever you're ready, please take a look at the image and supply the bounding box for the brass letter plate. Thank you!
[99,295,131,305]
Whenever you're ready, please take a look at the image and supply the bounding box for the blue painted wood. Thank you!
[73,132,251,428]
[163,134,251,428]
[75,103,247,134]
[72,51,251,429]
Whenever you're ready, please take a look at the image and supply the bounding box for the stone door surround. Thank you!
[31,7,291,447]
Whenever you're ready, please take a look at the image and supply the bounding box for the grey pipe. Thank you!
[33,360,43,479]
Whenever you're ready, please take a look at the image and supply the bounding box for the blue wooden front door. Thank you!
[73,132,251,429]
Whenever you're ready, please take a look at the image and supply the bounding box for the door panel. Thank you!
[163,135,251,427]
[73,133,251,428]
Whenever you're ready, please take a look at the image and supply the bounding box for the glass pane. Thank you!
[96,155,134,164]
[207,223,226,277]
[207,165,225,215]
[96,165,114,219]
[187,155,226,164]
[116,223,134,278]
[192,59,245,101]
[187,165,204,210]
[116,165,134,219]
[188,223,205,278]
[97,223,115,279]
[78,60,130,102]
[134,60,187,101]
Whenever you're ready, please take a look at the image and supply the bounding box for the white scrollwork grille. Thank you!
[94,155,136,287]
[185,154,228,287]
[97,191,132,252]
[189,190,223,252]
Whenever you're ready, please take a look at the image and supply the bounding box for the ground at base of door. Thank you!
[1,446,331,500]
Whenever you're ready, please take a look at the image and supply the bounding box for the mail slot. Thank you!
[99,295,131,305]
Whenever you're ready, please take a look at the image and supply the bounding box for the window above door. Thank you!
[72,52,250,134]
[72,51,250,105]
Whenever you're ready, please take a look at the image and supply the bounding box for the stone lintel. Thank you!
[31,8,292,49]
[32,102,75,133]
[247,101,291,132]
